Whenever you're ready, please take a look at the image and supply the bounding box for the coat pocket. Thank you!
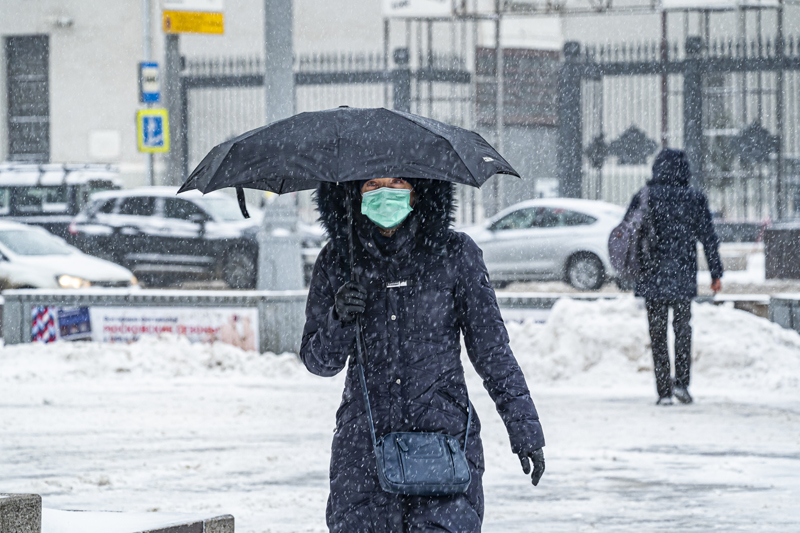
[408,283,457,341]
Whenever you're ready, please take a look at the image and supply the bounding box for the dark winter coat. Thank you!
[625,149,724,300]
[301,180,545,533]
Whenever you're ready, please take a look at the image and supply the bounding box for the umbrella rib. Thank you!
[389,112,483,188]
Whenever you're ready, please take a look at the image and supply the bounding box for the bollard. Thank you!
[0,494,42,533]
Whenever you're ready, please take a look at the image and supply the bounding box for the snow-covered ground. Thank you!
[1,298,799,532]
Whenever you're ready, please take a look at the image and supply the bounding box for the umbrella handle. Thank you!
[346,185,367,367]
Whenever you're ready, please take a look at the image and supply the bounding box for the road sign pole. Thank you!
[142,0,154,186]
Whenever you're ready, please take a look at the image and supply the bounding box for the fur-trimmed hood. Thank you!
[314,179,456,257]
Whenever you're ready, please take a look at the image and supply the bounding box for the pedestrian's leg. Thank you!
[646,299,672,399]
[672,299,692,390]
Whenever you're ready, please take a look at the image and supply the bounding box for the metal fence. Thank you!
[562,35,800,222]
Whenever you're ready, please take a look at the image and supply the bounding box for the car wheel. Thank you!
[566,253,605,291]
[223,251,257,289]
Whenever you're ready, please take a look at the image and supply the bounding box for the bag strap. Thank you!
[356,360,472,454]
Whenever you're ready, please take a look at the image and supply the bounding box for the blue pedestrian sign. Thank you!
[139,62,161,103]
[136,109,170,153]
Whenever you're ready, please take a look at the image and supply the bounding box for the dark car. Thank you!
[0,162,121,239]
[69,187,260,288]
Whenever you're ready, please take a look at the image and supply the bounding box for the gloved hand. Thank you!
[519,448,545,486]
[334,281,367,323]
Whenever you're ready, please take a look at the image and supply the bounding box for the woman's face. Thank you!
[360,178,415,206]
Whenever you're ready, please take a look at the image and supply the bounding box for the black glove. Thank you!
[519,448,545,486]
[334,281,367,323]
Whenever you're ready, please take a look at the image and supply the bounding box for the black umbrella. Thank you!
[179,107,518,365]
[178,106,518,197]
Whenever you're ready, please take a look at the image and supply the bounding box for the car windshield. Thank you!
[0,229,74,256]
[196,197,244,222]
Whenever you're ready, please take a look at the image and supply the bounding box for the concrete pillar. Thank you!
[0,494,41,533]
[683,36,705,190]
[558,41,583,198]
[164,34,184,186]
[264,0,294,124]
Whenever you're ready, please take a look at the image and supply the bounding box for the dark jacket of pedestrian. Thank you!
[300,179,545,532]
[625,149,724,299]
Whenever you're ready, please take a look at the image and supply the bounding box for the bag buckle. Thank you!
[397,437,409,452]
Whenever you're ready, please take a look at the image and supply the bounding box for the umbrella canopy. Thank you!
[178,107,518,196]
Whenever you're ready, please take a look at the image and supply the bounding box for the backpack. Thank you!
[608,186,659,291]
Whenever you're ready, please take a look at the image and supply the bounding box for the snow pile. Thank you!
[0,335,304,383]
[508,297,800,391]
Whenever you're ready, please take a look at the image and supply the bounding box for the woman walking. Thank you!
[301,177,545,532]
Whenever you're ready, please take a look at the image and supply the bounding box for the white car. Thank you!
[0,220,137,290]
[461,199,625,290]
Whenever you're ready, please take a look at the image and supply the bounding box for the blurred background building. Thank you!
[2,0,799,223]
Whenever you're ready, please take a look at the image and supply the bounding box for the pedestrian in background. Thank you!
[625,149,723,405]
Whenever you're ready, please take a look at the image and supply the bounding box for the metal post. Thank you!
[683,36,705,190]
[164,33,183,186]
[142,0,154,186]
[392,48,411,113]
[660,10,669,148]
[493,1,504,213]
[557,41,583,198]
[776,0,785,219]
[264,0,294,125]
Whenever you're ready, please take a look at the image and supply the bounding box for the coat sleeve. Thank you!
[697,194,724,280]
[299,247,357,377]
[455,235,545,454]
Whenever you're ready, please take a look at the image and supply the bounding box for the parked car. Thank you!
[0,163,121,239]
[0,220,136,290]
[461,198,625,290]
[69,187,262,288]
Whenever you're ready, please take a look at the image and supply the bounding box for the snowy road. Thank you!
[2,298,799,532]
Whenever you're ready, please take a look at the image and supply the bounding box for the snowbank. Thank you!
[0,335,303,383]
[2,297,799,393]
[508,297,800,391]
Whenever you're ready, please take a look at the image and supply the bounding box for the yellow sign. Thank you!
[136,109,170,153]
[163,10,224,34]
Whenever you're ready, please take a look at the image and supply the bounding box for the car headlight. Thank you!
[130,275,139,286]
[58,275,92,289]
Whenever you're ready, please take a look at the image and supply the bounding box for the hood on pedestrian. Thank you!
[649,148,691,187]
[314,179,456,255]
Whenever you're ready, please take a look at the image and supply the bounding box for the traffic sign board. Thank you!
[139,62,160,103]
[136,109,170,153]
[163,0,224,34]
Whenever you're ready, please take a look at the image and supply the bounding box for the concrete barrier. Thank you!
[769,293,800,333]
[41,509,233,533]
[1,289,306,354]
[0,494,41,533]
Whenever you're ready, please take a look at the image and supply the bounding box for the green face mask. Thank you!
[361,187,414,230]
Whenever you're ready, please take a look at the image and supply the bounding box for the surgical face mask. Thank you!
[361,187,414,230]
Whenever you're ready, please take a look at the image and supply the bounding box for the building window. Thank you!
[5,35,50,162]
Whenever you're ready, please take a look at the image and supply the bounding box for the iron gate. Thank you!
[559,35,800,222]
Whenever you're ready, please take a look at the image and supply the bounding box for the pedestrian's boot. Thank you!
[656,396,674,406]
[673,385,693,404]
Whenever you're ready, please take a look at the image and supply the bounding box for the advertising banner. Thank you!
[31,306,258,351]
